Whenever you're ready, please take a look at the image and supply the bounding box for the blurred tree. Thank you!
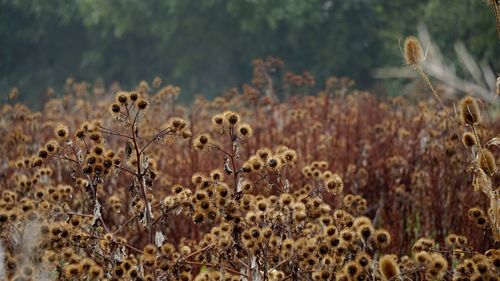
[0,0,498,104]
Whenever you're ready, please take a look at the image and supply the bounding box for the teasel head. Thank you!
[414,251,431,266]
[325,174,343,195]
[211,113,224,128]
[357,224,374,241]
[193,134,210,150]
[429,253,448,278]
[455,235,468,248]
[266,156,281,170]
[136,98,149,110]
[38,149,49,159]
[115,91,129,104]
[475,215,489,228]
[249,156,263,171]
[462,131,477,147]
[125,91,137,102]
[468,207,484,219]
[445,233,458,247]
[45,139,59,153]
[378,255,400,281]
[237,123,253,138]
[238,178,252,193]
[109,103,121,115]
[342,260,361,278]
[143,244,157,256]
[63,263,82,279]
[479,148,497,175]
[241,161,252,173]
[223,111,240,126]
[403,36,424,66]
[54,124,69,139]
[372,229,391,249]
[256,148,272,161]
[209,169,224,182]
[75,128,85,139]
[357,252,372,269]
[88,131,101,143]
[283,149,298,163]
[459,96,481,125]
[169,116,187,130]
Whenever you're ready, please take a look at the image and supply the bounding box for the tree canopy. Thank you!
[1,0,498,103]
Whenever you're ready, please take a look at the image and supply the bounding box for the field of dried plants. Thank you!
[0,51,498,281]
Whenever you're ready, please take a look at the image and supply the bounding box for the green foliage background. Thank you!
[1,0,498,103]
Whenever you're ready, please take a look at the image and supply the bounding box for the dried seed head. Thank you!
[237,123,253,138]
[468,207,484,219]
[378,255,400,281]
[129,91,139,101]
[403,36,424,65]
[479,149,497,174]
[55,124,69,139]
[110,103,121,113]
[212,114,224,126]
[136,98,149,110]
[224,111,240,125]
[462,132,477,147]
[115,91,129,104]
[459,96,481,125]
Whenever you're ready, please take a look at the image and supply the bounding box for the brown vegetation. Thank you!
[0,57,498,280]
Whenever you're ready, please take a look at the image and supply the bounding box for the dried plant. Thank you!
[0,56,498,281]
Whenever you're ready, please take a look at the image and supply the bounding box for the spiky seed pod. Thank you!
[283,149,298,163]
[194,134,210,150]
[193,212,204,224]
[224,111,240,125]
[45,140,59,153]
[54,124,69,139]
[476,215,489,227]
[374,229,391,249]
[75,129,85,139]
[129,91,139,101]
[136,98,148,110]
[414,251,431,266]
[143,244,156,256]
[110,103,121,113]
[256,148,272,161]
[468,207,484,219]
[210,169,224,182]
[357,224,374,240]
[115,91,129,104]
[459,96,481,125]
[267,157,280,169]
[89,132,101,142]
[64,263,82,279]
[212,114,224,126]
[403,36,424,66]
[462,132,477,147]
[344,261,361,277]
[378,255,400,281]
[357,253,372,268]
[429,253,448,277]
[38,149,49,158]
[237,123,253,138]
[199,134,209,145]
[325,174,343,194]
[479,149,497,174]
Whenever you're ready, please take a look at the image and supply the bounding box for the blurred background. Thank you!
[1,0,498,105]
